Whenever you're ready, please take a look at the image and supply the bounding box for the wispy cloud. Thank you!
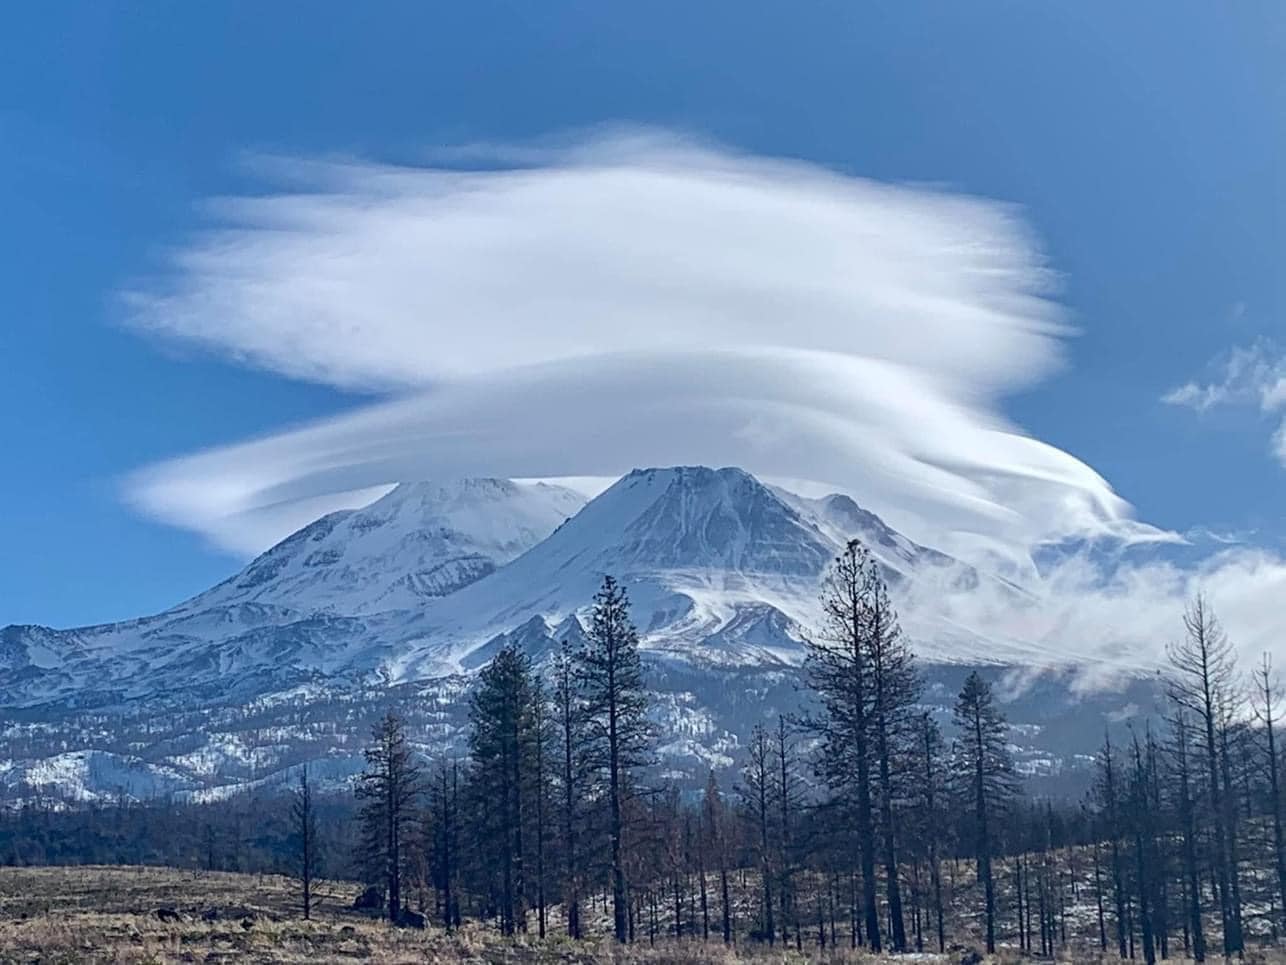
[926,545,1286,678]
[1164,341,1286,466]
[115,131,1286,675]
[122,131,1165,572]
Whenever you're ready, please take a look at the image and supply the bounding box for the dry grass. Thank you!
[3,866,1286,964]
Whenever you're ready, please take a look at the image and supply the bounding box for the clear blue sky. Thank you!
[2,1,1283,627]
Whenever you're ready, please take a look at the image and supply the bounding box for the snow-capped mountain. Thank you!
[0,465,1103,804]
[409,466,991,671]
[188,477,588,615]
[0,477,586,705]
[0,466,972,707]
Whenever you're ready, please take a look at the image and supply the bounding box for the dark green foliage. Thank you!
[950,670,1018,954]
[576,575,652,943]
[465,644,539,935]
[355,711,422,922]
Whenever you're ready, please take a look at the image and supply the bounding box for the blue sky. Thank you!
[2,1,1283,628]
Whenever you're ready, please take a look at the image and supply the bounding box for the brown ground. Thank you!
[1,865,1284,964]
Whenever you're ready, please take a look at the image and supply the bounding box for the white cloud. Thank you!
[117,133,1286,676]
[121,132,1169,570]
[127,135,1067,396]
[1164,341,1286,467]
[928,546,1286,680]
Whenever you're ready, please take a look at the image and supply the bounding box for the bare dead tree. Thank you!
[1167,594,1242,955]
[291,765,319,920]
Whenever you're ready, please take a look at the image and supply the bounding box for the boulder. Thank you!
[396,908,426,930]
[352,886,383,912]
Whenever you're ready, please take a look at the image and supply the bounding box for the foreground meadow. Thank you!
[2,865,1284,964]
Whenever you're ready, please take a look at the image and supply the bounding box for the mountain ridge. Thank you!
[0,465,1068,804]
[0,466,991,706]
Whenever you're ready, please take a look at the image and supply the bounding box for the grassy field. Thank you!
[2,865,1285,964]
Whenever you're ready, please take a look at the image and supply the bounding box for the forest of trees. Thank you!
[303,546,1286,958]
[5,542,1286,959]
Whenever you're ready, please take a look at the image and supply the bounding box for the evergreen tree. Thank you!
[355,711,423,923]
[863,556,919,951]
[774,714,804,948]
[950,671,1017,954]
[427,759,460,930]
[1127,732,1158,965]
[467,644,539,935]
[531,676,552,939]
[576,575,652,943]
[805,540,881,951]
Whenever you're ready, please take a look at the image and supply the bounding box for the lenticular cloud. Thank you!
[123,131,1156,567]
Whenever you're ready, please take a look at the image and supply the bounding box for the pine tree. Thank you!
[950,671,1017,954]
[531,676,551,939]
[576,575,652,943]
[1127,732,1157,965]
[863,557,919,952]
[467,644,539,935]
[805,540,881,951]
[355,711,423,923]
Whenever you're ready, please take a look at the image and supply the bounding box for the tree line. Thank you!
[334,544,1286,957]
[1081,595,1286,962]
[6,539,1286,958]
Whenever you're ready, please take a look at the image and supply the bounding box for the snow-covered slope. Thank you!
[187,477,587,615]
[1,467,1002,707]
[0,750,199,804]
[426,467,836,661]
[0,478,586,705]
[392,466,981,673]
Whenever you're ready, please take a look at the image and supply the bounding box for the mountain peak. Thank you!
[377,477,521,506]
[489,465,834,579]
[623,465,755,485]
[186,476,587,617]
